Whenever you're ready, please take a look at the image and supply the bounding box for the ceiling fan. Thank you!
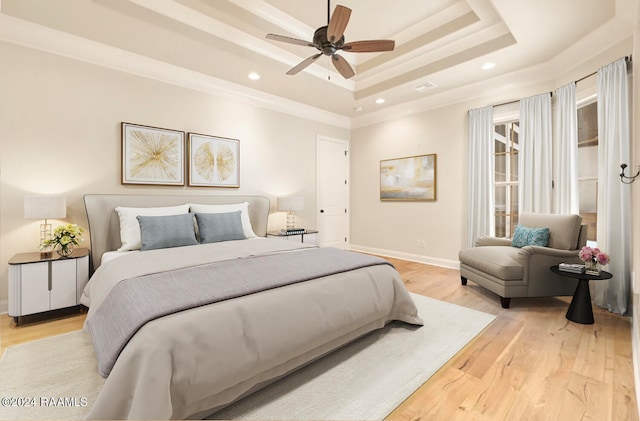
[265,1,395,79]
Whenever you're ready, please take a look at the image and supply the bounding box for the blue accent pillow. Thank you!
[511,225,550,248]
[195,211,247,244]
[136,213,198,251]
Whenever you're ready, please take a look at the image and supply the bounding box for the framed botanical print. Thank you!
[121,122,185,186]
[380,153,437,201]
[188,133,240,187]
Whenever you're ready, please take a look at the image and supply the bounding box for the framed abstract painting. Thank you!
[380,154,437,201]
[121,122,185,186]
[188,133,240,188]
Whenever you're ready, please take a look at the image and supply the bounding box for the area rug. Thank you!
[0,293,494,420]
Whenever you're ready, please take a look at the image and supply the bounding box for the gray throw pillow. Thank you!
[195,211,247,244]
[136,213,198,251]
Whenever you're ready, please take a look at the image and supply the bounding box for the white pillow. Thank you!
[115,204,190,251]
[189,202,257,238]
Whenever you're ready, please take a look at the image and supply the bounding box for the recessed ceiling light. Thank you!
[481,62,496,70]
[375,98,385,104]
[248,72,260,80]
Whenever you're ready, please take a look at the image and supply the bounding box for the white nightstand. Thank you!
[8,248,89,324]
[267,230,319,245]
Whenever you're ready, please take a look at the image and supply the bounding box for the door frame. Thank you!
[316,135,350,248]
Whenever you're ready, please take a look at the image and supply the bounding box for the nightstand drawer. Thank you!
[20,262,49,315]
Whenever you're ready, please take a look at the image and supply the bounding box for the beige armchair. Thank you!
[459,213,587,308]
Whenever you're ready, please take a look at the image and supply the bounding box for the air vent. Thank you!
[414,82,437,92]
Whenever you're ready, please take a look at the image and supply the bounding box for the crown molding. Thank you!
[0,12,351,129]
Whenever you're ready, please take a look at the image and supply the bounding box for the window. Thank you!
[494,120,519,238]
[577,100,598,244]
[491,99,597,241]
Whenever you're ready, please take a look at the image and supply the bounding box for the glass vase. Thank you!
[585,260,601,275]
[56,244,74,258]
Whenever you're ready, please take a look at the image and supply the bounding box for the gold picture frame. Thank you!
[187,133,240,188]
[380,154,437,201]
[121,122,185,186]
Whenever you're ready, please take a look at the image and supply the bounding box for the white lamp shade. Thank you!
[277,196,304,212]
[24,196,67,219]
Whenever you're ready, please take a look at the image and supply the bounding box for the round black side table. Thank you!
[549,265,612,324]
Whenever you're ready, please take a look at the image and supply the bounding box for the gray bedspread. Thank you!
[87,247,393,377]
[81,239,423,420]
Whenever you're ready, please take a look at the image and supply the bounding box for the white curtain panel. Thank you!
[467,106,495,247]
[553,82,579,214]
[519,93,553,213]
[594,58,631,315]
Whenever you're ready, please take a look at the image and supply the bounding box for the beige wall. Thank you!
[0,42,349,311]
[349,84,551,267]
[349,102,470,267]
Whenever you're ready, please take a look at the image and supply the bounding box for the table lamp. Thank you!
[277,196,304,231]
[24,195,66,257]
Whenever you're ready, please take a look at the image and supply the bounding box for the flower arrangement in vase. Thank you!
[41,223,85,257]
[578,246,610,275]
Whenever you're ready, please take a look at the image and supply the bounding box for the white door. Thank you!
[317,135,349,248]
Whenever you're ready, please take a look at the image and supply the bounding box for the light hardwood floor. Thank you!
[1,258,636,421]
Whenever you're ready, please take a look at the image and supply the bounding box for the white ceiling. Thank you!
[0,0,635,127]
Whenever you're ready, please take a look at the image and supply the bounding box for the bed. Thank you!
[80,194,423,420]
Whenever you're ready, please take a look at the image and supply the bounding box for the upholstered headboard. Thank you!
[83,194,270,272]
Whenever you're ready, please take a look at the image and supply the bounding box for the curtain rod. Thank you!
[493,92,552,108]
[493,55,632,108]
[576,55,633,83]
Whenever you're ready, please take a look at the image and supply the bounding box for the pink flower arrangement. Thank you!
[579,246,610,265]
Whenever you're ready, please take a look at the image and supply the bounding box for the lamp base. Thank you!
[286,212,296,229]
[39,222,52,259]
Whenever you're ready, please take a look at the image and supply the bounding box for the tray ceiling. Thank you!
[0,0,633,125]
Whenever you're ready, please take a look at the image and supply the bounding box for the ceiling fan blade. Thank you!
[327,5,351,43]
[266,33,315,48]
[343,40,395,53]
[331,54,355,79]
[286,53,323,75]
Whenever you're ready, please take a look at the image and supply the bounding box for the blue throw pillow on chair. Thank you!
[511,225,550,248]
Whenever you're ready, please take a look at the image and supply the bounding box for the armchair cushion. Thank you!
[459,246,524,280]
[511,225,550,248]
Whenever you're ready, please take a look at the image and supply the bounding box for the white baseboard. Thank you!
[349,244,460,270]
